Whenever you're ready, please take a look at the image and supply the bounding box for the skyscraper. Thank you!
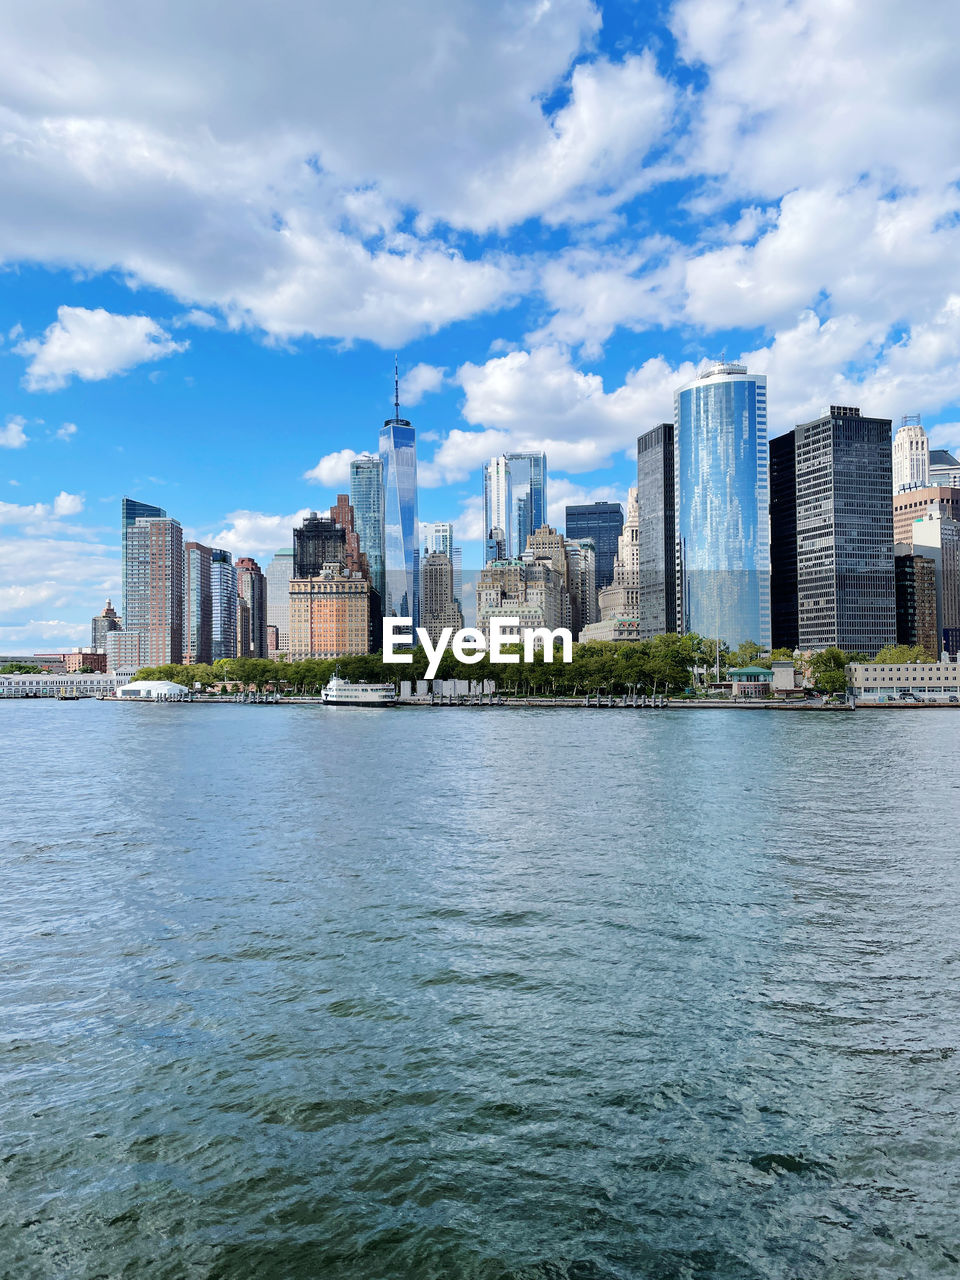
[564,502,624,591]
[210,549,237,662]
[482,452,548,561]
[265,549,294,656]
[769,431,799,651]
[379,372,419,623]
[894,550,938,658]
[236,557,268,658]
[420,551,463,647]
[183,541,213,664]
[930,449,960,488]
[909,507,960,656]
[788,406,896,655]
[125,514,184,666]
[91,599,121,651]
[121,497,165,622]
[892,416,930,493]
[635,423,677,637]
[423,521,462,609]
[674,362,770,649]
[350,453,386,608]
[293,512,346,578]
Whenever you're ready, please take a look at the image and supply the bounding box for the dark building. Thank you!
[91,599,121,651]
[293,511,347,579]
[635,423,677,636]
[769,431,798,650]
[895,550,938,657]
[236,556,268,658]
[565,501,624,589]
[789,406,895,655]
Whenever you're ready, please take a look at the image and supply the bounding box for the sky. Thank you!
[2,0,960,653]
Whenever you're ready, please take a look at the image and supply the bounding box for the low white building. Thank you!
[846,660,960,703]
[0,671,122,698]
[116,680,191,701]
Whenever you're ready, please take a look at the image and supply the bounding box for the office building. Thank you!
[476,558,568,648]
[564,538,598,635]
[294,512,346,579]
[210,549,237,662]
[769,431,799,650]
[350,453,386,609]
[266,625,280,657]
[930,449,960,488]
[236,595,251,658]
[482,452,547,562]
[124,514,184,666]
[121,497,165,622]
[265,549,294,657]
[420,552,464,647]
[675,362,770,649]
[423,521,462,609]
[236,557,268,658]
[565,502,623,591]
[636,423,677,638]
[892,416,930,492]
[581,488,641,641]
[289,567,374,659]
[183,542,213,665]
[894,549,938,657]
[525,525,573,631]
[482,456,512,563]
[64,649,107,673]
[379,394,419,623]
[91,599,121,651]
[893,487,960,543]
[909,508,960,656]
[846,657,960,703]
[791,406,895,655]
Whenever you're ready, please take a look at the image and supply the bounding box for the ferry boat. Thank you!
[320,674,397,707]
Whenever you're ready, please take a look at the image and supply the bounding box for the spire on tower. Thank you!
[394,354,400,421]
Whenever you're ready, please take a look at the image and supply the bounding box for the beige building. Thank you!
[846,659,960,702]
[289,565,372,659]
[476,558,568,649]
[420,552,463,647]
[893,487,960,543]
[581,488,642,640]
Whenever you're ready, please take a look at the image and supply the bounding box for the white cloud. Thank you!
[206,508,311,558]
[55,421,78,440]
[0,583,63,612]
[0,491,85,527]
[398,363,447,406]
[0,415,28,448]
[16,307,188,391]
[303,449,359,487]
[53,491,85,517]
[928,423,960,453]
[546,477,624,529]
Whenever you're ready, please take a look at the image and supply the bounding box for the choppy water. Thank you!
[2,700,959,1279]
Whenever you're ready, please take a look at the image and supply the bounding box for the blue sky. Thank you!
[3,0,960,652]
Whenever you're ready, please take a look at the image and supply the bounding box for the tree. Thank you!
[808,647,848,694]
[872,644,936,664]
[1,662,42,674]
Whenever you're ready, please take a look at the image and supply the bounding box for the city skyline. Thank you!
[4,1,960,653]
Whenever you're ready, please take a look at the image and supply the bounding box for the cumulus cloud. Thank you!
[398,363,447,406]
[205,508,311,558]
[0,491,85,527]
[303,449,359,487]
[15,307,188,391]
[55,421,78,440]
[0,415,28,448]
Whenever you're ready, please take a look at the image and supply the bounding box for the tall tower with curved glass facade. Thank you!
[674,362,770,649]
[379,375,419,625]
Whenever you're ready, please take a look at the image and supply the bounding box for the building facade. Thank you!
[379,417,419,623]
[894,549,938,658]
[930,449,960,488]
[892,416,930,492]
[236,557,268,658]
[582,488,641,639]
[294,512,346,580]
[769,431,799,650]
[423,521,462,609]
[210,549,237,662]
[893,486,960,543]
[564,502,623,592]
[483,452,547,562]
[909,509,960,656]
[124,515,184,666]
[91,599,122,651]
[674,363,770,649]
[792,406,895,655]
[636,423,677,638]
[265,549,294,656]
[121,497,165,622]
[476,559,568,648]
[289,568,373,659]
[846,658,960,702]
[420,551,464,647]
[183,541,213,665]
[564,538,597,635]
[350,453,386,609]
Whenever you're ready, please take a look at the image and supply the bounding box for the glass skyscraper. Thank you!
[121,497,165,622]
[265,549,294,655]
[674,363,770,649]
[635,424,677,637]
[379,417,419,623]
[210,548,237,662]
[350,454,386,609]
[565,501,624,589]
[482,452,547,561]
[183,541,213,664]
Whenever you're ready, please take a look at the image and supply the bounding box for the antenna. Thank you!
[394,354,400,421]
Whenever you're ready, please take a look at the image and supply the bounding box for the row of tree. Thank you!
[129,638,939,698]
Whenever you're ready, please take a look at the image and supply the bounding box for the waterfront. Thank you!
[2,702,959,1279]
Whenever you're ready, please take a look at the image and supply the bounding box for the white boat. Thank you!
[320,674,397,707]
